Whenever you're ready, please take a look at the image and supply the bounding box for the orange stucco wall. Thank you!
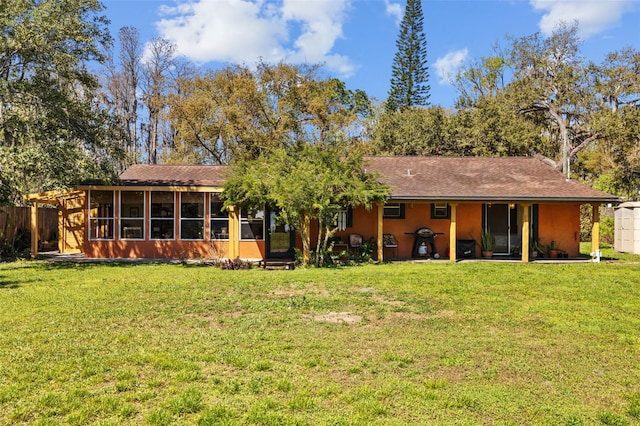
[330,203,483,258]
[330,202,582,259]
[79,187,584,260]
[537,203,581,257]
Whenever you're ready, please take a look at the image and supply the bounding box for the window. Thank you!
[180,192,204,240]
[334,206,353,230]
[210,193,229,240]
[120,191,144,239]
[240,207,264,240]
[151,191,175,239]
[431,203,450,219]
[383,203,405,219]
[89,190,114,240]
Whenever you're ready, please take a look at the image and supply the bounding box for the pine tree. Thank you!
[386,0,430,111]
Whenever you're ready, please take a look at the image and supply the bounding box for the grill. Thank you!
[406,227,443,258]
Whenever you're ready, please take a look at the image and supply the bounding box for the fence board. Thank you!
[0,207,58,245]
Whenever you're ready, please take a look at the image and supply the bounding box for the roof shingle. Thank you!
[116,157,619,203]
[118,164,228,187]
[363,156,618,202]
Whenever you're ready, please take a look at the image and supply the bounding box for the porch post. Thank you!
[302,211,310,265]
[449,203,457,262]
[31,201,39,258]
[521,204,531,263]
[591,203,600,255]
[227,205,239,259]
[376,201,384,262]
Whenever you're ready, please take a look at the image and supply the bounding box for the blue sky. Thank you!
[102,0,640,107]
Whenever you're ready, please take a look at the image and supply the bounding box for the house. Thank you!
[26,156,619,262]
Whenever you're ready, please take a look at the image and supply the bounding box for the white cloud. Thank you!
[434,48,468,85]
[529,0,635,38]
[155,0,355,77]
[384,0,403,25]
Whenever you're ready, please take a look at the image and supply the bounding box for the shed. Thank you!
[614,202,640,254]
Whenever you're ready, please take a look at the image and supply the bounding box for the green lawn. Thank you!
[1,253,639,425]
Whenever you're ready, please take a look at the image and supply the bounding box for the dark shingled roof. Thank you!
[363,156,619,202]
[115,157,619,203]
[118,164,228,187]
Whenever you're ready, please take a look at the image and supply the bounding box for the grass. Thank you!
[0,248,639,424]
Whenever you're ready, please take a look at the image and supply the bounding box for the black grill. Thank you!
[407,227,442,258]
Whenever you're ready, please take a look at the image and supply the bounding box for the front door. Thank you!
[266,208,295,259]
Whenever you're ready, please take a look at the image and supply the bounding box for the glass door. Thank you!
[485,204,511,254]
[266,207,295,259]
[484,204,536,256]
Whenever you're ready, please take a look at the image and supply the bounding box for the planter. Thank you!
[549,249,558,259]
[482,250,494,258]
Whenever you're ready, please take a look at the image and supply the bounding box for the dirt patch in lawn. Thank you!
[306,312,363,324]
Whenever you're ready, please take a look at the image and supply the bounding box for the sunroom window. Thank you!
[89,190,114,240]
[240,208,264,240]
[210,194,229,240]
[180,192,204,240]
[120,191,144,239]
[151,191,175,239]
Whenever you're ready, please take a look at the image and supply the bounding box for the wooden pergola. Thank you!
[24,189,85,258]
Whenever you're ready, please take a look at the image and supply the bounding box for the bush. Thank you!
[0,228,31,261]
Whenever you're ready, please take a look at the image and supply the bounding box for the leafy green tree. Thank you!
[451,92,550,157]
[370,106,454,155]
[222,142,388,266]
[386,0,430,112]
[454,55,509,108]
[167,61,370,164]
[0,0,121,204]
[580,47,640,199]
[577,101,640,199]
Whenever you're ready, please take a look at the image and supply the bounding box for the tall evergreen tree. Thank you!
[386,0,430,111]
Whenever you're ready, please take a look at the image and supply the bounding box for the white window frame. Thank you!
[210,193,229,240]
[150,191,176,240]
[119,191,145,240]
[240,207,265,240]
[180,192,205,241]
[88,190,115,241]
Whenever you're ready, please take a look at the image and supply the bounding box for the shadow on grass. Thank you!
[0,274,19,289]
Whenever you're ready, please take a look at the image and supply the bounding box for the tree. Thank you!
[141,37,176,164]
[101,26,143,168]
[167,61,371,164]
[577,47,640,199]
[454,55,509,108]
[386,0,430,112]
[222,142,388,266]
[0,0,122,204]
[508,22,596,178]
[451,93,548,157]
[370,106,454,155]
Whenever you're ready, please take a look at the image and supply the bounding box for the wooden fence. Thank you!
[0,206,58,246]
